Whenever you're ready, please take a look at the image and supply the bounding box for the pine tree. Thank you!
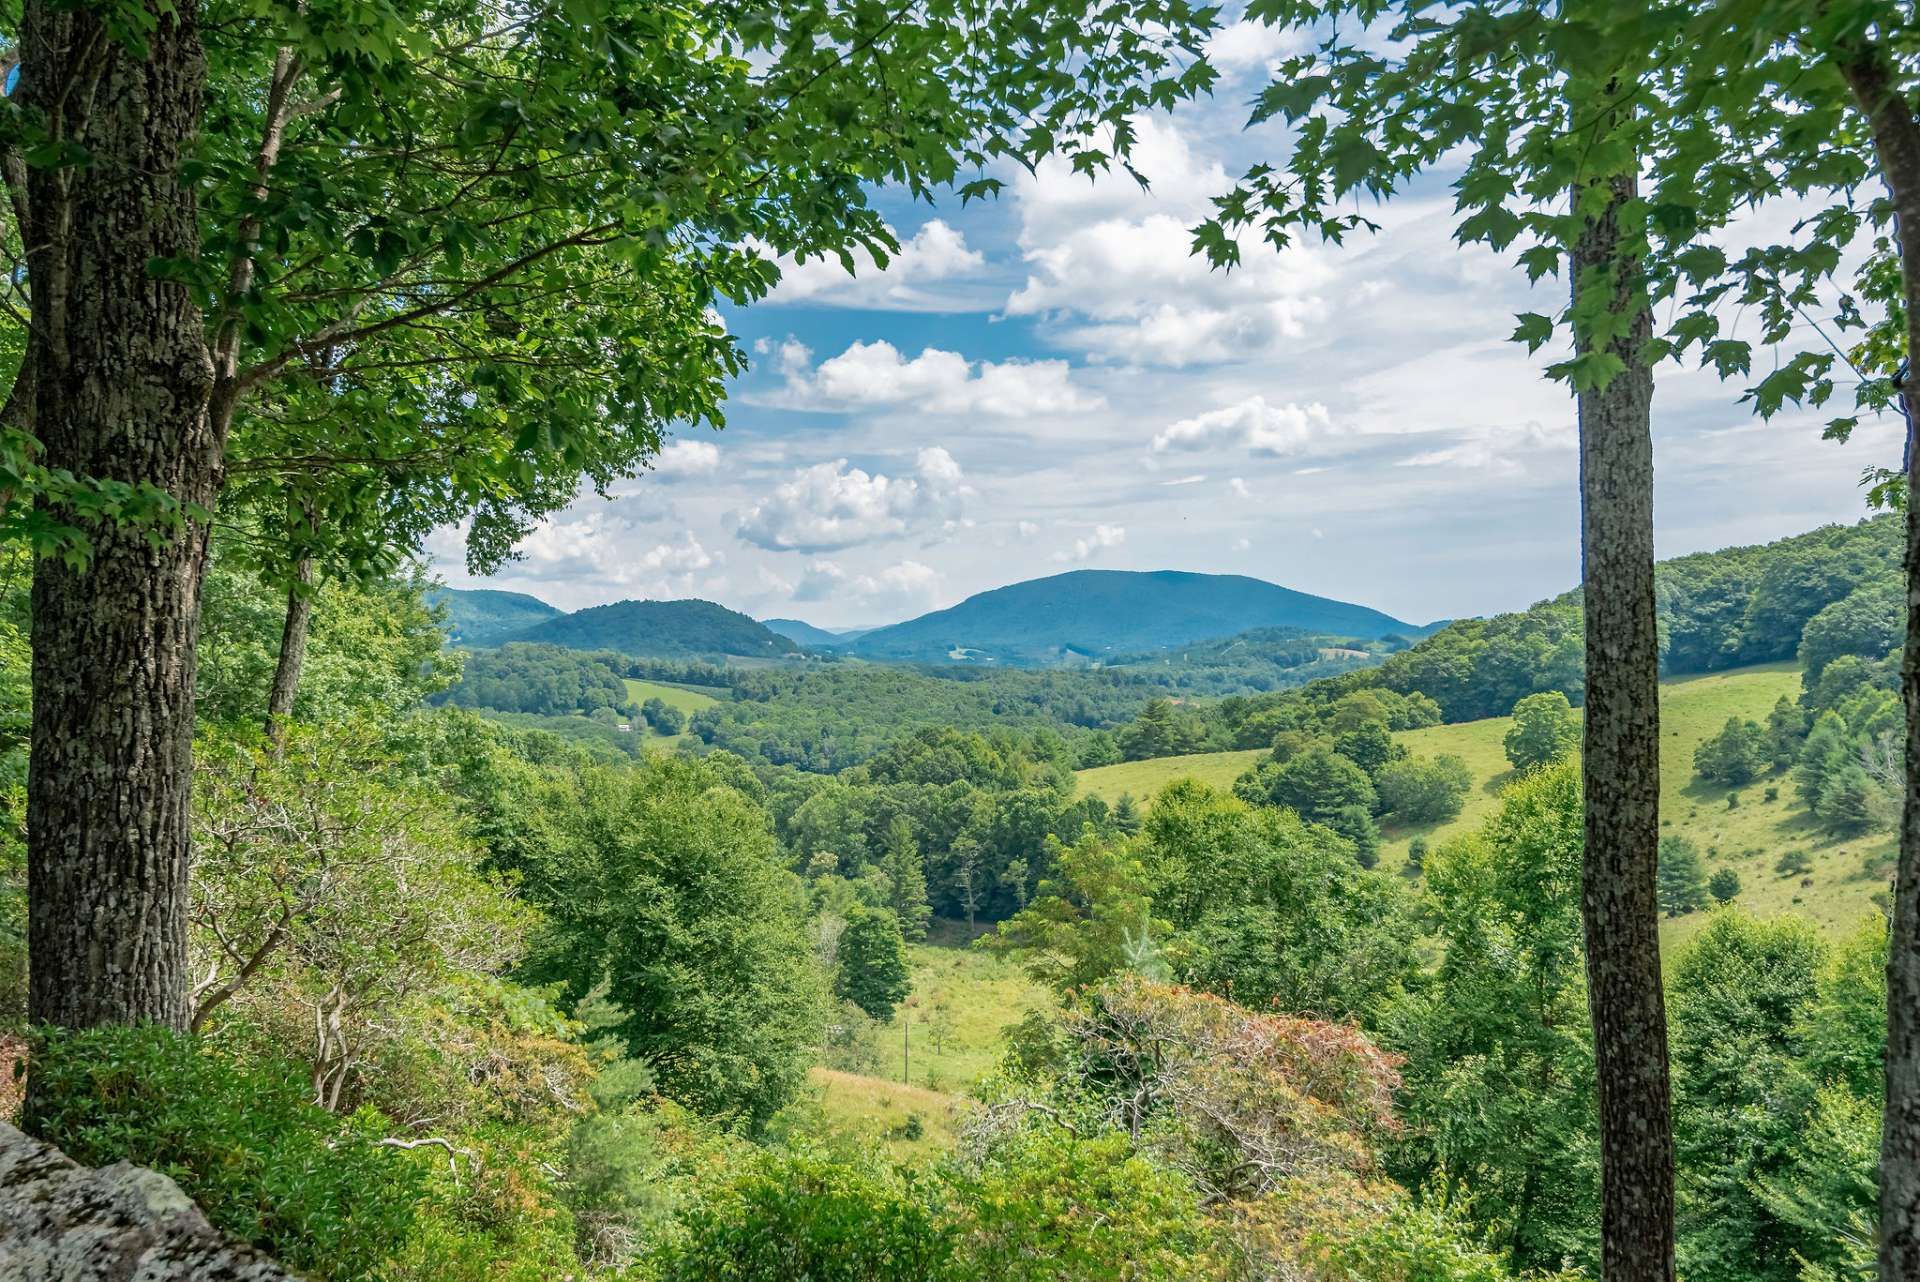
[1818,765,1878,837]
[834,907,911,1022]
[1657,836,1710,917]
[1796,713,1854,812]
[1709,868,1741,904]
[880,817,931,943]
[1112,793,1143,836]
[1767,696,1809,768]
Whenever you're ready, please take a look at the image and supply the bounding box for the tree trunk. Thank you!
[1572,170,1675,1282]
[21,3,213,1033]
[1837,43,1920,1282]
[264,558,314,744]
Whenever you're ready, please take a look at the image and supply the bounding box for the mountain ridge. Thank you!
[435,569,1429,667]
[845,568,1426,666]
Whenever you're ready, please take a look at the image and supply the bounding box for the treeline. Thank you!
[684,665,1159,772]
[1110,516,1906,753]
[436,643,637,718]
[1371,515,1901,721]
[436,624,1418,772]
[1091,625,1402,696]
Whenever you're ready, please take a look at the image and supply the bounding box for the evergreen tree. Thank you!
[1658,837,1710,918]
[1817,765,1877,837]
[1709,869,1742,905]
[1766,697,1809,769]
[834,907,911,1023]
[1795,713,1854,813]
[1111,792,1144,835]
[1118,698,1200,761]
[880,818,931,943]
[1333,804,1382,869]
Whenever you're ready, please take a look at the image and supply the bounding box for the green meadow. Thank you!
[1077,663,1884,941]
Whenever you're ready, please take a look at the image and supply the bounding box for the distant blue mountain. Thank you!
[760,617,850,648]
[433,588,797,659]
[846,569,1424,666]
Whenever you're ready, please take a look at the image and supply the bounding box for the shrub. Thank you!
[1375,754,1473,824]
[24,1025,420,1280]
[1693,717,1768,786]
[1709,868,1741,904]
[648,1148,952,1281]
[1764,786,1780,803]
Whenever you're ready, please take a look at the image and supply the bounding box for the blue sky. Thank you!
[431,18,1904,630]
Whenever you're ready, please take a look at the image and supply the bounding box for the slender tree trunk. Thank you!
[20,3,213,1033]
[1572,169,1675,1282]
[264,557,314,743]
[1837,43,1920,1282]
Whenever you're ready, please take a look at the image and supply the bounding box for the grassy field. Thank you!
[1075,663,1888,941]
[622,678,722,749]
[1074,747,1265,805]
[802,1069,961,1162]
[802,923,1054,1160]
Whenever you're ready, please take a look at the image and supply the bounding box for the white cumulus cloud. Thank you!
[764,220,988,310]
[1053,524,1127,563]
[1153,397,1331,458]
[514,518,719,597]
[734,447,973,553]
[794,559,943,613]
[651,439,721,477]
[772,339,1102,419]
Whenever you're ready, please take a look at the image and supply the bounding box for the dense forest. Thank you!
[4,3,1920,1282]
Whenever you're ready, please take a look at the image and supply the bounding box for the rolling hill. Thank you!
[847,570,1428,666]
[428,588,563,647]
[431,588,800,660]
[512,598,799,660]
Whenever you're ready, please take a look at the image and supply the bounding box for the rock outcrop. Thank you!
[0,1121,295,1280]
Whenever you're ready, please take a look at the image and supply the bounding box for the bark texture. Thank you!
[0,1121,294,1279]
[21,3,214,1032]
[263,557,313,743]
[1837,43,1920,1282]
[1572,171,1675,1282]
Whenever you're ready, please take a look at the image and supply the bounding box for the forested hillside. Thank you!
[845,568,1425,664]
[426,588,563,648]
[509,597,801,659]
[1364,516,1901,721]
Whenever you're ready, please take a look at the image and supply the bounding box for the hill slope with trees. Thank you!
[845,569,1428,665]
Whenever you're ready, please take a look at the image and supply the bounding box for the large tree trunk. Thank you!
[1572,169,1675,1282]
[1837,43,1920,1282]
[264,557,314,744]
[21,3,213,1032]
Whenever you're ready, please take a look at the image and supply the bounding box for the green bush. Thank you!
[25,1025,421,1280]
[648,1148,953,1281]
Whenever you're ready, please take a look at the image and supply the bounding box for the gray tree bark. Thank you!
[1837,42,1920,1282]
[20,2,214,1032]
[1572,169,1676,1282]
[263,557,313,745]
